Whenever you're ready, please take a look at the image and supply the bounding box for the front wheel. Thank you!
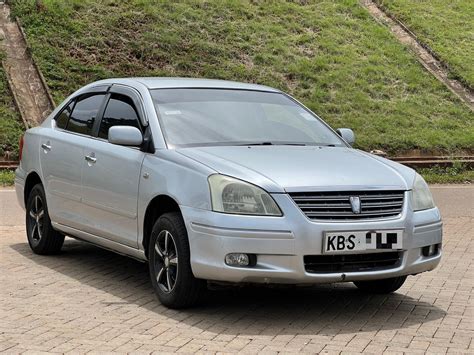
[354,276,407,294]
[26,184,64,255]
[148,212,206,308]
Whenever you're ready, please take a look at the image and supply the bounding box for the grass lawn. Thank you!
[9,0,474,155]
[419,165,474,184]
[0,67,23,161]
[375,0,474,90]
[0,169,15,186]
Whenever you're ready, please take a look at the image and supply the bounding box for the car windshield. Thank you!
[150,88,345,148]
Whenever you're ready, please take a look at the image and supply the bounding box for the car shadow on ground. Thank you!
[10,239,446,336]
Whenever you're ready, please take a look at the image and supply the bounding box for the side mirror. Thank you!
[108,126,143,147]
[336,128,355,146]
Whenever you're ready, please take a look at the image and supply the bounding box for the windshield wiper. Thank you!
[245,142,274,146]
[236,142,308,146]
[279,143,308,146]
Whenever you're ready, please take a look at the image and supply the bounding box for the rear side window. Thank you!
[98,94,141,139]
[55,101,74,129]
[66,94,105,136]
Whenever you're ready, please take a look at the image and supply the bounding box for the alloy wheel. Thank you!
[28,195,45,244]
[154,230,179,293]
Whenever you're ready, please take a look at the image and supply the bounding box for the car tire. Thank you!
[353,276,407,294]
[26,183,65,255]
[148,212,207,308]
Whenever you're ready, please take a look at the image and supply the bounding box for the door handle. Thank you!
[85,155,97,163]
[41,143,51,151]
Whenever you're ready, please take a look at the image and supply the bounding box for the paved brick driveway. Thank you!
[0,187,473,353]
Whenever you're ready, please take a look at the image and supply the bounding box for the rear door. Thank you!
[40,91,107,229]
[80,86,146,248]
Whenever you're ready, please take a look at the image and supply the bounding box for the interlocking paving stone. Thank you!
[0,188,473,354]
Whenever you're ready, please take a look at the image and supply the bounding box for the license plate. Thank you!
[323,230,403,254]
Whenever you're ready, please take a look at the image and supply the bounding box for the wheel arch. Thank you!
[143,194,182,258]
[24,171,42,207]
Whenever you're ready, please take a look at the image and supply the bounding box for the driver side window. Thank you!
[99,94,142,140]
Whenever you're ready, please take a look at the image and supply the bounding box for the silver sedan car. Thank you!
[15,78,442,308]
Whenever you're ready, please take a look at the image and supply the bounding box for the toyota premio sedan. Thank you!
[15,78,442,308]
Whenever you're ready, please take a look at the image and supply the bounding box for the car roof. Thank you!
[89,77,280,92]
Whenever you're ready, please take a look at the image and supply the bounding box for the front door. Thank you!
[80,92,145,248]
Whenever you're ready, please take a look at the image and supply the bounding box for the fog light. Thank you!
[422,244,440,257]
[428,244,436,255]
[225,253,250,267]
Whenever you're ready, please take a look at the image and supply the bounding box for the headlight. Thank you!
[208,174,282,216]
[411,173,435,211]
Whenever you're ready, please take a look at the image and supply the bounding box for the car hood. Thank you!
[177,146,415,193]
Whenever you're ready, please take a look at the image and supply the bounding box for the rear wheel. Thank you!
[148,212,206,308]
[354,276,407,294]
[26,184,64,255]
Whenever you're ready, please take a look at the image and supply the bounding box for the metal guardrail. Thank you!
[391,156,474,169]
[2,157,473,170]
[0,161,19,169]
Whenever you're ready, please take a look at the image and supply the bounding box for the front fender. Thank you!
[137,150,216,251]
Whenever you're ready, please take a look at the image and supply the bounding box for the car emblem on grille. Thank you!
[349,196,361,214]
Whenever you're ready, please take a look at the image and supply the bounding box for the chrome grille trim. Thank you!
[289,190,405,220]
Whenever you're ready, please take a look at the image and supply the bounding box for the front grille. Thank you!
[304,252,402,273]
[289,190,405,220]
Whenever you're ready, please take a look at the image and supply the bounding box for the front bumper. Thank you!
[182,193,442,284]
